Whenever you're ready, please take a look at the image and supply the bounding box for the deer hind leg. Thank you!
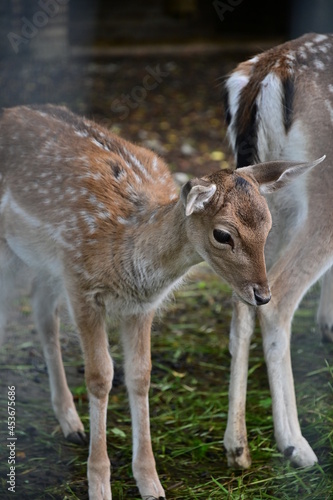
[224,300,256,469]
[258,226,332,467]
[120,313,165,500]
[317,266,333,342]
[0,240,23,347]
[32,274,86,444]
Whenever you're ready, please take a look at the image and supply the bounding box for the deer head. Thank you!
[181,156,325,305]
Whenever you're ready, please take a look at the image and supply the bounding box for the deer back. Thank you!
[223,33,333,168]
[0,105,180,303]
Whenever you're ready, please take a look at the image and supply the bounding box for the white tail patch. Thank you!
[225,71,250,151]
[256,72,285,162]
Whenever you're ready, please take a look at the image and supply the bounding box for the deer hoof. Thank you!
[66,430,88,446]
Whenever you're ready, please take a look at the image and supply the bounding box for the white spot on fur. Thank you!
[152,156,158,171]
[298,48,307,60]
[126,149,154,182]
[91,137,111,152]
[159,173,169,184]
[83,171,102,181]
[314,34,328,43]
[97,210,111,220]
[117,216,129,225]
[314,59,325,71]
[66,187,77,196]
[87,194,107,213]
[75,130,88,138]
[91,138,103,149]
[132,171,143,185]
[304,41,314,50]
[286,51,295,61]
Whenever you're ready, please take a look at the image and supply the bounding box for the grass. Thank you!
[0,264,333,499]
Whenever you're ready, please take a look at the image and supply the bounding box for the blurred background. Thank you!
[1,0,332,177]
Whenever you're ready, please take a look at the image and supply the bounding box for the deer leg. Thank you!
[72,295,113,500]
[317,266,333,342]
[120,313,165,500]
[224,300,256,469]
[32,274,86,444]
[0,240,21,347]
[258,227,332,467]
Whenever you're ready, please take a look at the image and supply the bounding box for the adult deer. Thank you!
[0,104,322,499]
[223,32,333,469]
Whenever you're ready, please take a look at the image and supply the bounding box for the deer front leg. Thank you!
[317,265,333,342]
[259,300,318,467]
[74,298,113,500]
[120,313,165,500]
[0,242,22,347]
[257,227,329,467]
[224,300,256,469]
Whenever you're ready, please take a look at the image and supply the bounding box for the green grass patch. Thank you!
[0,266,332,499]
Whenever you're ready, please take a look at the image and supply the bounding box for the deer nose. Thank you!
[253,287,271,306]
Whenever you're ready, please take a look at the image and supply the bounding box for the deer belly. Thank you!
[1,195,64,275]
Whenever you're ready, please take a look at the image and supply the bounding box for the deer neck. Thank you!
[118,199,202,301]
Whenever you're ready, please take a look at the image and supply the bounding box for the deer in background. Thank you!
[223,32,333,470]
[0,104,321,499]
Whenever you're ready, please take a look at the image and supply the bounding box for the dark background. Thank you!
[0,0,333,188]
[1,0,333,60]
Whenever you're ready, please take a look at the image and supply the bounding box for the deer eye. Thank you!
[213,229,234,247]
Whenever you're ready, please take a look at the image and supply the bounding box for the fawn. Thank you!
[0,104,322,499]
[223,32,333,469]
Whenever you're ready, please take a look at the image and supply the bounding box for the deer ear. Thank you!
[181,179,217,216]
[237,156,325,194]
